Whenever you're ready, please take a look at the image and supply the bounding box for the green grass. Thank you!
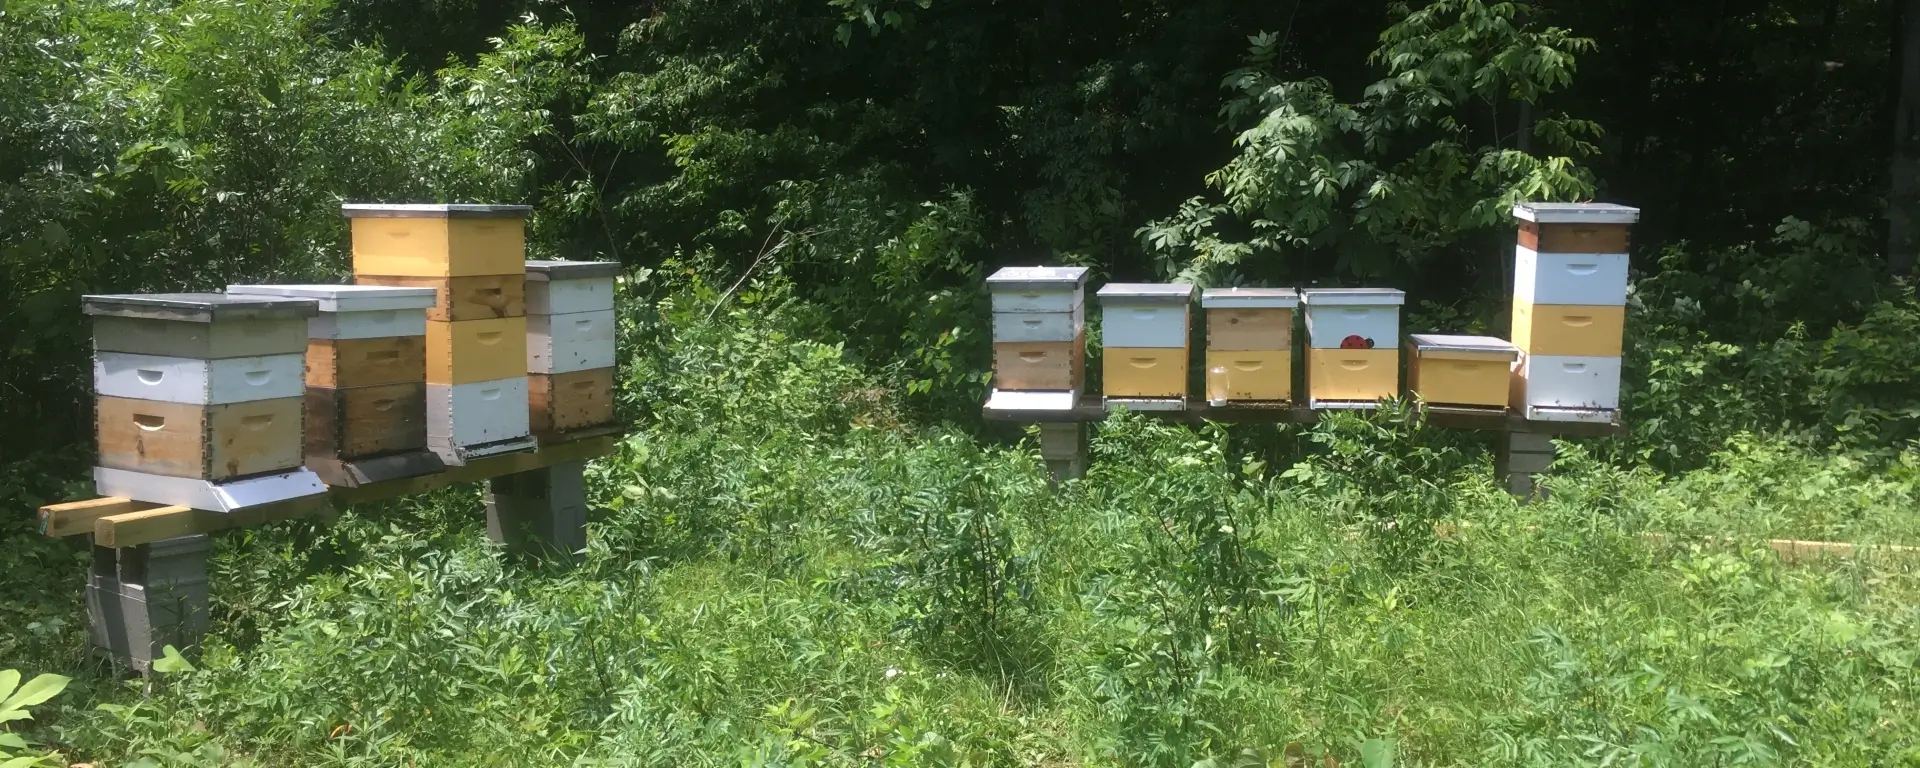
[4,299,1919,767]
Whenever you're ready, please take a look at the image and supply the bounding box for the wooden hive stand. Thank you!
[39,433,620,672]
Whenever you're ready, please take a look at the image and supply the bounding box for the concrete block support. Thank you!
[87,534,212,672]
[1497,431,1556,501]
[486,459,588,561]
[1038,423,1090,484]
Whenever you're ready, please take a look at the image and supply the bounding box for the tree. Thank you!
[1893,0,1920,277]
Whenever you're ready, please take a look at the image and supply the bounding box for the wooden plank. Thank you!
[306,336,427,389]
[38,497,163,537]
[51,433,622,544]
[206,398,306,480]
[94,506,203,548]
[981,396,1623,435]
[334,433,619,505]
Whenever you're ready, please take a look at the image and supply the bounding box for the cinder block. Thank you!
[87,536,212,672]
[1509,432,1555,453]
[486,460,588,560]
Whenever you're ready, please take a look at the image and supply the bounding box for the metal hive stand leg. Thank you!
[486,459,588,562]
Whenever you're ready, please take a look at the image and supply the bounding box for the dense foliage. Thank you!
[4,0,1920,764]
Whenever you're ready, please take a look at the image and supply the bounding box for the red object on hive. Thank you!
[1340,334,1375,349]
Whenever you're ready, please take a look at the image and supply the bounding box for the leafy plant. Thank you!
[0,669,71,767]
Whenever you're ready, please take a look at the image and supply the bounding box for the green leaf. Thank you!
[1,757,45,768]
[151,646,196,674]
[0,671,17,703]
[1360,738,1396,768]
[0,673,68,714]
[0,733,25,749]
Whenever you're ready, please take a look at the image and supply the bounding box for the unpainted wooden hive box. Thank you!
[1201,287,1298,403]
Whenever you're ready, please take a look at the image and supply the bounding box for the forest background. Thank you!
[4,0,1920,765]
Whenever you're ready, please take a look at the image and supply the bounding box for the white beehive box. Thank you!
[84,293,327,511]
[525,260,620,315]
[227,284,437,340]
[1098,283,1195,348]
[1302,288,1405,349]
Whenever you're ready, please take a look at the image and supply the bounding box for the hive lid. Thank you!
[1409,334,1519,359]
[1301,288,1406,307]
[83,293,320,323]
[526,260,622,281]
[1201,287,1300,308]
[1511,202,1640,225]
[226,284,437,313]
[1097,283,1196,303]
[986,266,1091,291]
[340,203,533,219]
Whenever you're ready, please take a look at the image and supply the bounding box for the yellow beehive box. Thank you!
[1204,350,1291,402]
[1511,300,1625,356]
[1103,347,1188,399]
[1098,283,1196,409]
[1406,334,1519,409]
[342,204,533,278]
[1306,348,1398,404]
[425,317,529,385]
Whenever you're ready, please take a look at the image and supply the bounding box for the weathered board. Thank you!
[306,336,427,389]
[355,274,527,322]
[305,383,429,460]
[1205,308,1293,352]
[1517,221,1632,254]
[96,396,305,480]
[992,336,1084,391]
[529,367,616,435]
[93,316,309,359]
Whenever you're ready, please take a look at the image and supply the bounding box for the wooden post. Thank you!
[485,459,588,561]
[1038,423,1089,484]
[86,534,211,672]
[1497,432,1555,501]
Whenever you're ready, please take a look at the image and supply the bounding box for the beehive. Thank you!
[344,203,536,462]
[1302,288,1405,408]
[1098,283,1196,409]
[1510,202,1638,422]
[226,284,443,485]
[525,261,620,438]
[1201,288,1298,403]
[984,267,1090,412]
[85,294,327,511]
[1406,335,1519,409]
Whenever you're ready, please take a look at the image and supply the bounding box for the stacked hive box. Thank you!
[1302,288,1405,408]
[345,203,537,463]
[985,267,1090,412]
[1509,202,1639,422]
[85,294,327,510]
[226,284,443,485]
[1406,334,1520,409]
[1098,283,1197,411]
[525,261,620,439]
[1200,288,1298,404]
